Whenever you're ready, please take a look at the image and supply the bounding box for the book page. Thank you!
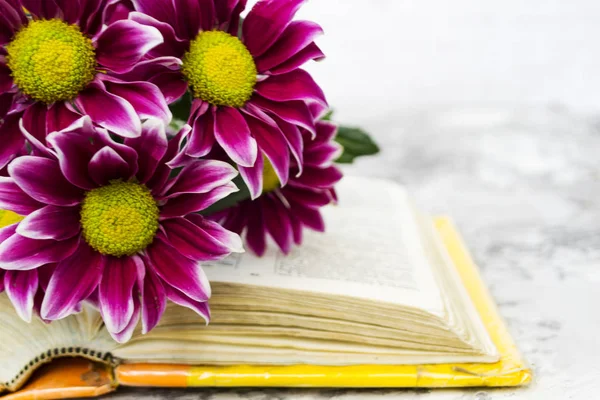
[204,177,445,315]
[0,294,115,391]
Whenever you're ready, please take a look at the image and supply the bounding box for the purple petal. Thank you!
[213,107,257,168]
[274,116,303,175]
[263,195,293,253]
[140,265,166,334]
[162,217,241,262]
[0,233,79,271]
[5,269,38,322]
[330,188,338,204]
[47,102,81,134]
[0,0,26,38]
[20,103,54,158]
[255,69,327,106]
[88,146,132,186]
[293,165,343,189]
[95,20,163,74]
[305,142,342,168]
[125,119,168,184]
[99,255,140,333]
[47,117,138,190]
[0,24,13,47]
[36,262,56,291]
[283,186,333,208]
[0,93,15,119]
[20,0,61,19]
[146,236,211,302]
[187,214,244,253]
[130,0,177,34]
[269,42,324,75]
[243,0,305,57]
[216,206,246,236]
[0,113,25,169]
[288,200,325,232]
[111,295,140,343]
[9,156,83,206]
[167,128,195,169]
[228,0,246,34]
[189,99,209,126]
[0,222,16,242]
[164,285,210,322]
[254,21,323,73]
[245,202,267,256]
[16,205,81,240]
[163,160,238,198]
[251,95,315,137]
[46,121,103,190]
[315,120,338,143]
[149,71,188,104]
[145,125,188,194]
[239,153,263,200]
[308,101,329,120]
[102,0,134,25]
[113,56,183,83]
[41,242,104,320]
[51,0,80,25]
[19,103,80,153]
[0,177,44,215]
[187,101,214,158]
[79,0,109,37]
[246,115,290,187]
[0,25,13,47]
[95,127,139,177]
[102,78,172,125]
[216,0,247,32]
[128,11,188,58]
[0,62,13,92]
[75,83,142,138]
[174,0,210,37]
[290,212,303,245]
[159,182,238,219]
[8,94,33,117]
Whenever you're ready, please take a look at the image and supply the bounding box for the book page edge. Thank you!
[113,217,532,388]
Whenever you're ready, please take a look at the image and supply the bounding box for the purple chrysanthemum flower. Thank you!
[0,0,172,169]
[124,0,328,198]
[0,116,243,342]
[213,120,343,256]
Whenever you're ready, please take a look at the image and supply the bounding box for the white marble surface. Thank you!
[300,0,600,119]
[109,106,600,399]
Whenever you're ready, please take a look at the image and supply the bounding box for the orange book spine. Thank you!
[1,359,115,400]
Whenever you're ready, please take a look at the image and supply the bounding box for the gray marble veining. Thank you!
[108,107,600,399]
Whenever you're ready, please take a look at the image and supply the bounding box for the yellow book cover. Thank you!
[0,213,531,399]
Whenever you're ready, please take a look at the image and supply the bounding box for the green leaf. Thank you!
[169,92,193,122]
[322,110,334,121]
[334,126,380,164]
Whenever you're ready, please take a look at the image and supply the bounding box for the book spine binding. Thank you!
[5,347,114,389]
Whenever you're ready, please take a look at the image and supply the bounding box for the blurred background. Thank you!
[293,0,600,123]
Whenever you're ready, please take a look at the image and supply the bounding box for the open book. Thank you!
[0,177,510,393]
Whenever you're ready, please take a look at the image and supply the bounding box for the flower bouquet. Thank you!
[0,0,379,343]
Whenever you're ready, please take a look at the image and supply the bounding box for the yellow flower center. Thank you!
[80,181,159,257]
[0,210,24,227]
[6,19,97,104]
[262,157,280,193]
[182,30,257,108]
